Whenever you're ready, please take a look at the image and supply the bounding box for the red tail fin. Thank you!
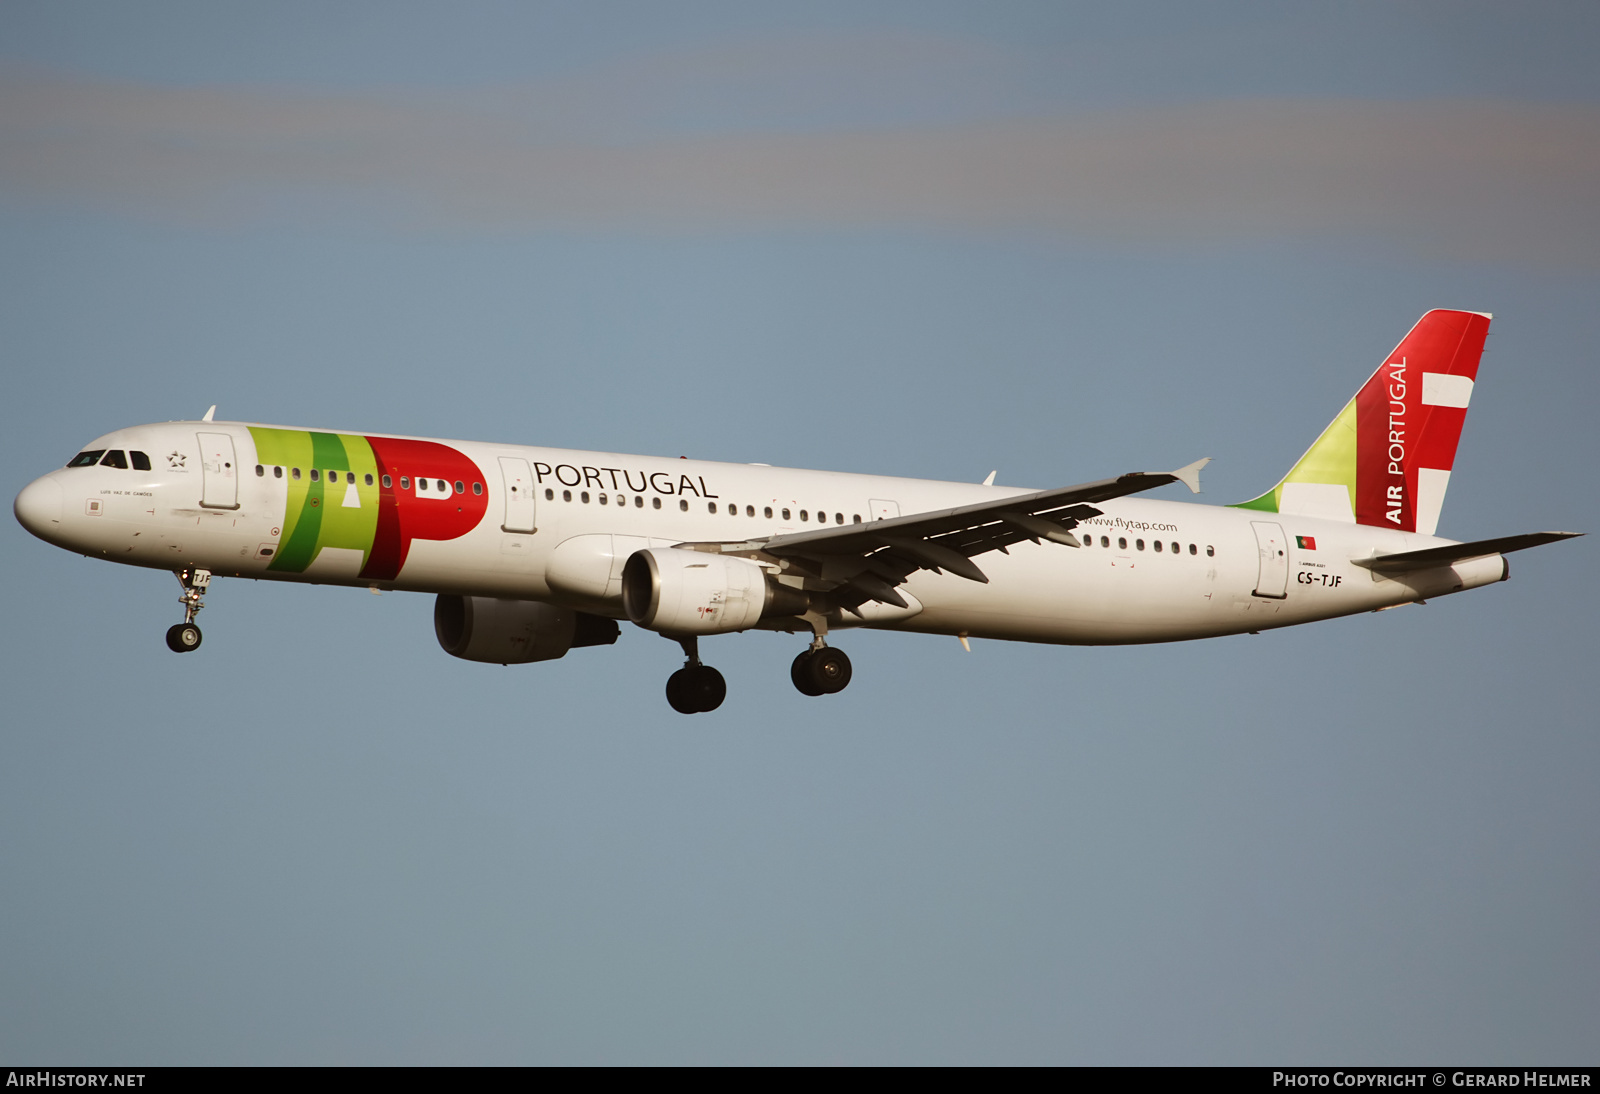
[1237,310,1490,535]
[1355,310,1489,534]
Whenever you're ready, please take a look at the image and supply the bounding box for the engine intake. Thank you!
[434,595,619,664]
[622,548,806,635]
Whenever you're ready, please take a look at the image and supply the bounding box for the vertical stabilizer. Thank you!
[1236,309,1490,534]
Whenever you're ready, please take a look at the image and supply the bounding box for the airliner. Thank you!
[13,310,1579,713]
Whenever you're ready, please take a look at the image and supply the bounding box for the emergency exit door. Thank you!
[499,457,537,533]
[197,432,239,510]
[1251,521,1289,599]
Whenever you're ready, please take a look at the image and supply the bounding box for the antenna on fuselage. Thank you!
[201,405,216,422]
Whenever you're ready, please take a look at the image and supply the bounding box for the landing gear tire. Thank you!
[667,665,726,714]
[793,646,851,695]
[166,622,202,653]
[808,646,851,693]
[791,650,824,696]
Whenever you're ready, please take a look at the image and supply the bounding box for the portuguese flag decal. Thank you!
[1296,535,1316,550]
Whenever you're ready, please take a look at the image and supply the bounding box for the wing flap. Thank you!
[760,461,1209,560]
[677,459,1210,610]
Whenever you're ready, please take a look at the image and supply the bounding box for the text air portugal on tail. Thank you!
[1238,308,1487,534]
[11,308,1582,712]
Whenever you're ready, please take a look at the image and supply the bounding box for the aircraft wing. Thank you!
[685,458,1209,613]
[1352,531,1583,573]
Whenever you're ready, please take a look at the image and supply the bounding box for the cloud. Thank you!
[3,69,1598,265]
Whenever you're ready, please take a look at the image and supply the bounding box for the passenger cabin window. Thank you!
[1136,539,1145,550]
[563,490,572,502]
[99,450,128,469]
[293,468,303,480]
[599,493,608,505]
[399,476,409,489]
[679,499,688,511]
[581,491,590,503]
[130,451,152,471]
[652,497,661,509]
[727,504,735,516]
[1153,540,1163,552]
[382,475,391,488]
[310,469,320,482]
[835,513,844,524]
[1188,543,1196,555]
[545,488,553,500]
[435,479,447,493]
[67,451,106,467]
[800,510,809,522]
[274,466,283,479]
[853,514,861,523]
[1171,542,1180,554]
[1118,537,1127,549]
[764,507,773,519]
[708,502,717,514]
[1101,536,1110,547]
[366,474,375,486]
[255,464,264,477]
[472,482,482,495]
[1206,545,1215,557]
[635,496,644,508]
[454,480,464,494]
[782,509,791,520]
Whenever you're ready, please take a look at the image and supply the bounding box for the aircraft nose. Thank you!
[14,476,64,540]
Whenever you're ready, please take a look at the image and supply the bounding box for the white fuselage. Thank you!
[16,419,1507,646]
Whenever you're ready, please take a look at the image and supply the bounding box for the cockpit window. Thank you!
[67,451,106,468]
[99,450,129,469]
[130,451,152,471]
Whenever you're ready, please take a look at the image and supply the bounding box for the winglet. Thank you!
[1172,457,1210,494]
[202,405,217,422]
[982,470,997,486]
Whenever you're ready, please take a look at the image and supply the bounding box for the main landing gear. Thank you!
[791,612,851,697]
[165,566,211,653]
[791,643,852,696]
[665,635,726,714]
[658,627,852,713]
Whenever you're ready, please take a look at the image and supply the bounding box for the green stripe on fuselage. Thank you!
[250,427,380,573]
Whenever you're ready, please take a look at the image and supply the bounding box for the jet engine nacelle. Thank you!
[622,548,806,635]
[434,594,620,664]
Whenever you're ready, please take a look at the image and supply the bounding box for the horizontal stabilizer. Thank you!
[1353,531,1582,573]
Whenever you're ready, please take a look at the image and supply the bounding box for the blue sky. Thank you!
[2,2,1596,1064]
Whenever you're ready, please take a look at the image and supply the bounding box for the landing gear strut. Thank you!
[665,635,726,714]
[165,566,211,653]
[790,619,852,696]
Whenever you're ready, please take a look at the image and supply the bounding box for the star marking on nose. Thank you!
[167,451,186,468]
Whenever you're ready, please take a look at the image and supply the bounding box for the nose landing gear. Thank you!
[165,567,211,653]
[665,635,726,714]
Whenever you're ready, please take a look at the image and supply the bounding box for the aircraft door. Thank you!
[1250,521,1289,599]
[499,456,537,533]
[197,432,239,510]
[869,498,900,521]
